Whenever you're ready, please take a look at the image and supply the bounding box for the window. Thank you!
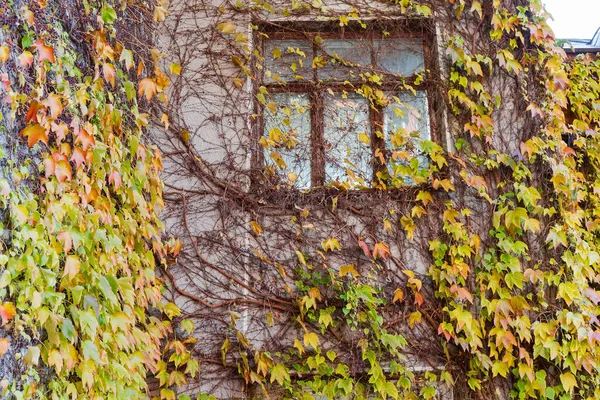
[255,23,435,190]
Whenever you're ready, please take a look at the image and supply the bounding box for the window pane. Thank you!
[324,93,372,187]
[374,38,425,76]
[264,39,313,82]
[384,91,430,184]
[319,39,372,81]
[263,93,312,189]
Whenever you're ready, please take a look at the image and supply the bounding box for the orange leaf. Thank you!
[0,303,15,325]
[138,78,157,101]
[33,40,55,63]
[75,129,95,151]
[18,51,34,67]
[20,124,48,148]
[0,338,8,357]
[372,242,390,260]
[25,101,45,124]
[102,62,116,87]
[55,160,72,182]
[44,94,63,119]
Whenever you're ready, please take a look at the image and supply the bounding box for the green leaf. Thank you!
[101,3,117,24]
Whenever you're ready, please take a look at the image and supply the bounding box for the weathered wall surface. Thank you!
[154,0,533,398]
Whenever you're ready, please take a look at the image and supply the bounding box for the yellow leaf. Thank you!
[303,332,319,349]
[0,45,9,63]
[169,63,181,75]
[217,21,236,35]
[560,372,577,393]
[48,350,63,374]
[393,288,404,303]
[249,221,263,236]
[358,133,371,144]
[295,250,306,266]
[153,4,169,22]
[321,238,341,252]
[339,264,359,278]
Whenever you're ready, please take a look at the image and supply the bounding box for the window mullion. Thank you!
[310,89,325,187]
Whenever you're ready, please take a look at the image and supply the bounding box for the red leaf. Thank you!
[20,124,48,148]
[358,240,371,258]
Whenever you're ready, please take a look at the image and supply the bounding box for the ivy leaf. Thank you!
[0,45,9,63]
[560,372,577,393]
[101,3,117,24]
[20,123,48,148]
[102,63,116,87]
[339,264,359,278]
[303,332,319,349]
[321,238,341,252]
[48,350,63,374]
[154,3,169,22]
[0,338,8,357]
[33,40,55,63]
[217,21,236,35]
[138,78,158,101]
[270,363,290,385]
[44,94,63,119]
[17,51,34,67]
[0,303,14,325]
[170,63,181,75]
[373,242,390,260]
[55,160,72,183]
[63,255,81,280]
[24,346,40,366]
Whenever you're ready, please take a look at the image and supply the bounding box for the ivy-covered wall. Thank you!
[153,0,599,399]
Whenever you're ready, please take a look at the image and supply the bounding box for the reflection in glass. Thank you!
[264,39,313,82]
[319,39,372,81]
[263,93,312,189]
[384,91,430,184]
[374,38,425,76]
[323,93,372,187]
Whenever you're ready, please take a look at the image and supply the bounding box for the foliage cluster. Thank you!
[0,0,196,399]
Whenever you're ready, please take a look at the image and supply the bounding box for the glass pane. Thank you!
[263,93,312,189]
[264,39,313,82]
[384,91,430,184]
[323,93,372,187]
[374,38,425,76]
[319,39,372,81]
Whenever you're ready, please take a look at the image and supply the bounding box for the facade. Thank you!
[154,1,559,399]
